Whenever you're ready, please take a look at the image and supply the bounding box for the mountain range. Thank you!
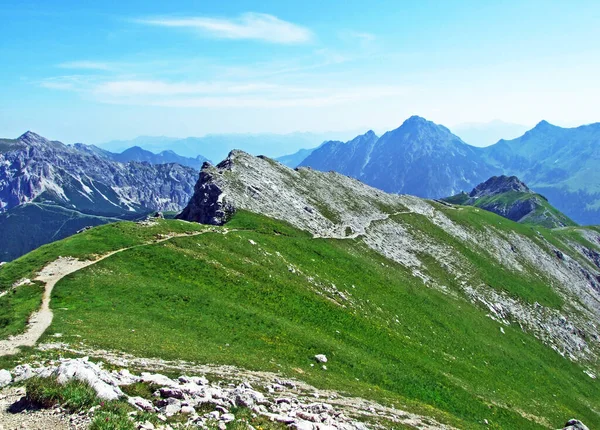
[99,131,356,163]
[1,149,600,429]
[0,131,199,261]
[299,116,600,225]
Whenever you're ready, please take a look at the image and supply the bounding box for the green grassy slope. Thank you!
[443,190,577,229]
[0,211,596,428]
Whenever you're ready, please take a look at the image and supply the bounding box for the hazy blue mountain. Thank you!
[301,116,498,199]
[299,131,379,178]
[110,146,209,170]
[276,147,318,168]
[452,120,531,147]
[74,143,208,170]
[483,120,600,225]
[99,131,360,163]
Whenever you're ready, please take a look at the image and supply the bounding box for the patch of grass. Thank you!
[90,409,136,430]
[121,382,159,399]
[0,283,44,338]
[311,200,342,224]
[44,211,600,429]
[228,406,288,429]
[25,376,98,412]
[0,219,207,338]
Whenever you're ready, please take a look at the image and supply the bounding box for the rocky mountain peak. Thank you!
[18,131,50,146]
[469,175,530,198]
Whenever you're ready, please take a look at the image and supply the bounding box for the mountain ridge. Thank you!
[443,175,577,228]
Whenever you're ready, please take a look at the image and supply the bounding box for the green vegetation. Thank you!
[17,210,594,429]
[89,401,137,430]
[391,211,564,308]
[443,190,577,229]
[25,376,98,412]
[0,203,120,262]
[0,283,44,338]
[25,376,141,430]
[2,209,600,428]
[227,406,288,429]
[0,218,207,342]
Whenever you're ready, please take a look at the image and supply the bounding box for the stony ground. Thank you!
[0,347,456,430]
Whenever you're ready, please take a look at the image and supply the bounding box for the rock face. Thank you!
[469,175,530,197]
[0,131,197,216]
[300,116,498,199]
[443,175,576,228]
[179,150,600,362]
[0,131,199,261]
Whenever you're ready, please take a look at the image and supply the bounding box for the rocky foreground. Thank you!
[0,352,453,430]
[0,353,591,430]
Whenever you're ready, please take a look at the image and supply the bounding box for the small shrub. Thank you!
[90,411,136,430]
[25,376,98,412]
[121,382,159,399]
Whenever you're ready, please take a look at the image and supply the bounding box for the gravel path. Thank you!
[0,231,210,357]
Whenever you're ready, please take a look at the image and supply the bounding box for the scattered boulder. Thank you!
[128,396,154,412]
[0,369,12,387]
[563,419,589,430]
[314,354,328,363]
[53,359,123,401]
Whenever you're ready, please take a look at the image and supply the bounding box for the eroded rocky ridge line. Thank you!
[178,150,600,362]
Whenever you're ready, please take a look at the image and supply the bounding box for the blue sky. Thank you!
[1,0,600,144]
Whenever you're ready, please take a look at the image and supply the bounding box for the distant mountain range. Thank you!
[300,116,497,198]
[298,116,600,225]
[452,120,531,147]
[99,131,357,163]
[0,131,199,261]
[74,143,209,170]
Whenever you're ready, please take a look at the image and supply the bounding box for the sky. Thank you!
[1,0,600,146]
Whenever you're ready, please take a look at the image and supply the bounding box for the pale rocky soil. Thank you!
[2,348,456,430]
[0,386,88,430]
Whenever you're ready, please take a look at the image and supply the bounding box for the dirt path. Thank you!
[0,231,210,357]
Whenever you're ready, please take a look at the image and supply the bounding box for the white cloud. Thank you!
[57,61,112,71]
[89,79,407,108]
[137,13,313,44]
[94,80,285,97]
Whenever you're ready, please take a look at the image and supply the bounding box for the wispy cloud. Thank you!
[41,76,406,109]
[136,13,313,44]
[57,61,113,71]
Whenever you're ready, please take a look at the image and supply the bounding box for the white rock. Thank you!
[53,359,123,401]
[181,405,195,415]
[128,396,154,412]
[220,413,235,423]
[0,369,12,387]
[140,372,178,387]
[294,422,315,430]
[314,354,328,363]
